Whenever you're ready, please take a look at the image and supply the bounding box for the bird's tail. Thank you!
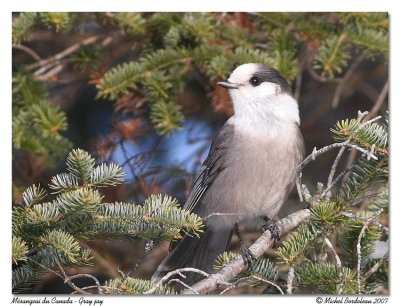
[151,228,232,285]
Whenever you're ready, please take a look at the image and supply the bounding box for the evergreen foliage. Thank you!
[93,12,387,134]
[12,12,388,294]
[106,277,175,294]
[12,149,203,293]
[215,252,278,282]
[12,73,72,165]
[215,114,388,294]
[12,12,38,44]
[12,12,387,137]
[296,262,358,294]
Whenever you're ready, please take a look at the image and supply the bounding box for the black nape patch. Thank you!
[253,64,292,95]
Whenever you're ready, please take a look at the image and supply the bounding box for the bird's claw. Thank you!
[261,224,281,248]
[239,244,256,268]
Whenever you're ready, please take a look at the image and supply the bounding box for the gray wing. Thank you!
[184,122,234,212]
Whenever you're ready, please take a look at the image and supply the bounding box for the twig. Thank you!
[54,258,90,295]
[324,110,372,193]
[294,56,307,101]
[69,274,103,294]
[351,192,383,207]
[341,209,388,235]
[332,52,368,108]
[286,267,295,294]
[325,146,346,199]
[79,241,120,278]
[202,212,243,221]
[364,251,388,279]
[345,82,388,175]
[182,209,311,294]
[167,279,199,294]
[321,158,359,199]
[324,237,344,294]
[364,80,389,121]
[219,277,252,295]
[27,35,102,71]
[251,275,284,294]
[27,258,63,279]
[13,43,42,61]
[307,60,341,83]
[297,142,378,202]
[118,239,156,287]
[144,267,211,294]
[34,64,63,81]
[355,208,384,294]
[72,285,114,295]
[28,257,89,294]
[357,223,368,294]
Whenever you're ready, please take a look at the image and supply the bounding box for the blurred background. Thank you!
[12,12,388,293]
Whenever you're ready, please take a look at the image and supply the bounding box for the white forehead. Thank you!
[228,63,260,84]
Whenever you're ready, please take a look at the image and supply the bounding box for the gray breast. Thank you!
[200,125,304,230]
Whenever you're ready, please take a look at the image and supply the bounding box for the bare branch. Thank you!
[251,275,284,294]
[325,146,346,199]
[13,44,42,61]
[118,239,156,287]
[341,209,388,235]
[54,258,90,295]
[28,257,89,295]
[355,208,384,294]
[324,237,344,294]
[182,209,311,294]
[27,35,102,71]
[144,267,211,294]
[345,82,388,173]
[364,251,388,279]
[297,141,378,202]
[69,274,103,294]
[364,80,389,121]
[219,277,252,295]
[167,279,199,294]
[286,267,295,294]
[357,223,368,294]
[332,52,368,108]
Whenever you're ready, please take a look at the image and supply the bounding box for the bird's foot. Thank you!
[239,243,257,268]
[261,223,281,248]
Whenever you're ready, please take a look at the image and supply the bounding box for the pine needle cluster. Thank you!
[12,149,203,293]
[12,12,387,136]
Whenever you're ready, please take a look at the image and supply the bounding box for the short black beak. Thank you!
[217,80,239,89]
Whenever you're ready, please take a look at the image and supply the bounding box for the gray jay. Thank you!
[152,63,305,285]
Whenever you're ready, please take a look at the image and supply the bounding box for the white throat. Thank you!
[229,93,300,138]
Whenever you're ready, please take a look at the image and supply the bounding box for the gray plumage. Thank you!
[152,63,305,285]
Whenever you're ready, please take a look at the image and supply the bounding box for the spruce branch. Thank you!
[145,268,210,294]
[12,236,29,265]
[21,184,47,207]
[314,33,350,79]
[12,12,38,44]
[13,44,42,61]
[324,237,344,294]
[182,209,311,294]
[297,142,378,203]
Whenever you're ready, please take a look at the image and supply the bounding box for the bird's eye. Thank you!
[249,76,261,87]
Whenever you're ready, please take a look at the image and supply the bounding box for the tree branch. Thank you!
[324,236,344,294]
[181,209,311,294]
[13,43,42,61]
[286,267,295,294]
[297,142,378,203]
[331,52,368,108]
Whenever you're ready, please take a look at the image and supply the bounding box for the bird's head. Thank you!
[217,63,298,124]
[218,63,292,100]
